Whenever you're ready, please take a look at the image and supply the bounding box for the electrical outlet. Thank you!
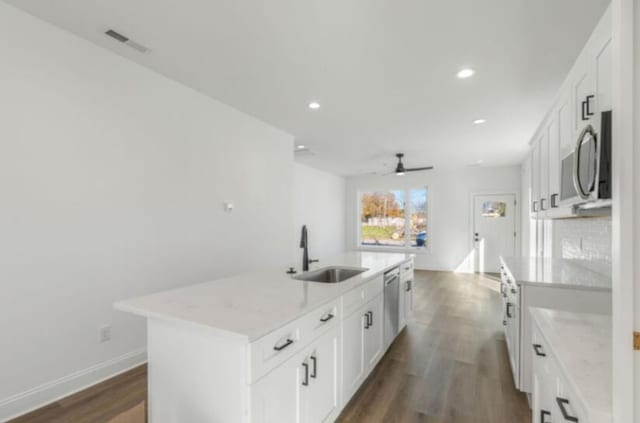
[100,325,112,343]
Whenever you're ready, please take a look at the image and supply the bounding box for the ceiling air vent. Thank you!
[105,29,149,53]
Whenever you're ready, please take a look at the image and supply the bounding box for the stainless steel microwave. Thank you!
[559,110,612,206]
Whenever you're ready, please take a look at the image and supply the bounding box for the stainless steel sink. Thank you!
[293,266,368,283]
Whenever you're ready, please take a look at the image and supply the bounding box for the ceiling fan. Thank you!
[388,153,434,176]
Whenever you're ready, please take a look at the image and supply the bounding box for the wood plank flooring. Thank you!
[337,271,530,423]
[10,270,530,423]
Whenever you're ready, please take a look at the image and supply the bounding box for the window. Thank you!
[359,187,428,249]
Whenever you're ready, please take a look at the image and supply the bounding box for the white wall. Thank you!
[0,3,295,419]
[292,163,346,268]
[345,166,521,271]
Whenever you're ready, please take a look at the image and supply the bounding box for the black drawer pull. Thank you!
[310,355,317,378]
[405,280,412,291]
[533,344,546,357]
[541,410,551,423]
[556,397,578,422]
[320,313,334,322]
[273,338,294,351]
[302,362,309,386]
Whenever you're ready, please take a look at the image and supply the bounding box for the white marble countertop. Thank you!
[530,308,612,423]
[115,251,412,342]
[500,256,611,291]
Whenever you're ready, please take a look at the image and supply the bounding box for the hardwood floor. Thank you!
[10,271,530,423]
[337,271,531,423]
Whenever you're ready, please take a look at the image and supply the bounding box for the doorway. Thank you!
[472,194,517,273]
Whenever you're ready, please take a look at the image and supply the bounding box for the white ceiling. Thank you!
[5,0,610,175]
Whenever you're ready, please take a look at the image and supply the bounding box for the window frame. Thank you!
[356,186,431,253]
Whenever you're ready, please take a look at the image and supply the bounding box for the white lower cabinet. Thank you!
[251,326,339,423]
[363,294,383,369]
[341,306,366,401]
[531,321,589,423]
[303,328,340,423]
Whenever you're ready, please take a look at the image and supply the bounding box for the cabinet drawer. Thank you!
[342,275,383,317]
[301,299,340,341]
[249,317,304,383]
[400,260,413,274]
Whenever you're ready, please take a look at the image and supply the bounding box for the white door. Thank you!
[251,350,303,423]
[473,194,516,273]
[341,309,366,401]
[364,295,384,370]
[304,328,339,423]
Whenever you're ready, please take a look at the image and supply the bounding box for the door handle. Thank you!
[540,410,551,423]
[310,355,317,378]
[556,397,578,422]
[533,344,546,357]
[302,362,309,386]
[585,95,595,117]
[320,313,334,323]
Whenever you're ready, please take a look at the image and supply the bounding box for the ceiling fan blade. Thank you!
[405,166,434,172]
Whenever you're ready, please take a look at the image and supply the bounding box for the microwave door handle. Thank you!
[573,125,594,200]
[588,134,598,194]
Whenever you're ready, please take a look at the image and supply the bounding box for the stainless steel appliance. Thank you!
[559,110,612,207]
[383,267,400,349]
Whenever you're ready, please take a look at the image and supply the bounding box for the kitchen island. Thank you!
[115,252,414,423]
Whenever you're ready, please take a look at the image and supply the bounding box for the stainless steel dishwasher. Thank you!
[383,266,400,349]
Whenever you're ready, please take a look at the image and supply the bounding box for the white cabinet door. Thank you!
[341,308,366,401]
[531,143,540,215]
[546,117,561,209]
[572,56,595,132]
[557,91,573,158]
[251,350,303,423]
[539,132,550,212]
[398,279,407,330]
[364,295,384,370]
[304,328,339,423]
[404,280,413,321]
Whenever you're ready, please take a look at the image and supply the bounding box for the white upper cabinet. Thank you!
[524,6,611,223]
[547,116,561,209]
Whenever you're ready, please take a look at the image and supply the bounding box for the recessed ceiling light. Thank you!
[296,144,306,149]
[456,68,475,79]
[473,119,487,124]
[308,102,321,110]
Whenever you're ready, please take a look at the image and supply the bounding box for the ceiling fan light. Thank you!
[396,172,405,176]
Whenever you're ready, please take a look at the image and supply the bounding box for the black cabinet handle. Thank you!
[368,311,373,327]
[541,410,551,423]
[302,362,309,386]
[551,193,559,208]
[581,100,588,121]
[310,355,317,378]
[273,338,294,351]
[556,397,578,422]
[540,198,547,210]
[503,320,507,326]
[506,303,514,318]
[320,313,334,323]
[405,280,412,292]
[533,344,547,357]
[532,201,538,212]
[364,313,370,329]
[585,95,594,117]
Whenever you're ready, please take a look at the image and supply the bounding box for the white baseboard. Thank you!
[0,349,147,422]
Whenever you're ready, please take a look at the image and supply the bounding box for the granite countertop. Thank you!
[115,251,412,342]
[500,256,611,291]
[530,308,612,423]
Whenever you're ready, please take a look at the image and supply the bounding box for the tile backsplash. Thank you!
[552,217,612,276]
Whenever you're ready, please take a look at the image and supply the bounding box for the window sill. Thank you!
[356,245,430,255]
